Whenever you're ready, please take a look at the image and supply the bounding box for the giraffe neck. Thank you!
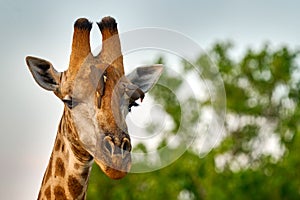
[38,110,94,200]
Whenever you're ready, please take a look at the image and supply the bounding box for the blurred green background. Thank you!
[87,42,300,200]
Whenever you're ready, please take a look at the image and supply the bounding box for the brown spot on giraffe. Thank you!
[55,138,61,152]
[54,186,67,200]
[55,157,65,178]
[44,186,51,200]
[68,175,83,199]
[74,163,80,170]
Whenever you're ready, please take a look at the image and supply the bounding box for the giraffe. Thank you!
[26,17,163,200]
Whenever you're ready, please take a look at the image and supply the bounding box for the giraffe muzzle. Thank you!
[94,134,132,179]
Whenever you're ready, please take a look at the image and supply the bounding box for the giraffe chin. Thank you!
[94,159,130,180]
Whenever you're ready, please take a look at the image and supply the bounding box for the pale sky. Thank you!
[0,0,299,199]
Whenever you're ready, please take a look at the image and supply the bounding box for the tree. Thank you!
[87,42,300,200]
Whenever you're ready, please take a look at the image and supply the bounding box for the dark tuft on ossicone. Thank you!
[74,18,92,31]
[97,16,117,32]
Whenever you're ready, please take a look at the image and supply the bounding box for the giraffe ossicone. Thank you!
[26,16,163,199]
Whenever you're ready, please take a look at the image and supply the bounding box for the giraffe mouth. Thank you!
[94,158,131,179]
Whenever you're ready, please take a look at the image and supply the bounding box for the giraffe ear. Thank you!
[126,64,163,93]
[26,56,62,91]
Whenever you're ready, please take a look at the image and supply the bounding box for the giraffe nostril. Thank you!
[103,136,114,156]
[121,138,132,156]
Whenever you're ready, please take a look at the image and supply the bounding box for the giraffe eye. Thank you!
[62,96,79,109]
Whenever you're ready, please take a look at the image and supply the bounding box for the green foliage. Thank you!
[87,42,300,200]
[88,151,210,200]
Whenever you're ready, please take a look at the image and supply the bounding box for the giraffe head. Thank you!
[26,17,163,179]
